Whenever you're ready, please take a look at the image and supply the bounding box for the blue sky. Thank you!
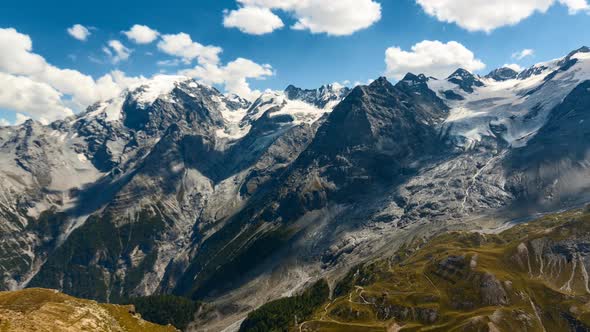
[0,0,589,124]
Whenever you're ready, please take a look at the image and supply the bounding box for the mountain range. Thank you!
[0,46,589,331]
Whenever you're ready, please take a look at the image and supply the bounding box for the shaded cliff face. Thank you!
[247,208,590,332]
[506,80,590,208]
[169,77,451,302]
[0,288,177,332]
[264,76,450,219]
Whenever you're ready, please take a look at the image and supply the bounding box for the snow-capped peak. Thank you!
[447,68,477,81]
[428,46,590,149]
[224,93,252,111]
[446,69,485,93]
[128,75,195,108]
[77,76,219,124]
[228,84,351,138]
[284,83,351,109]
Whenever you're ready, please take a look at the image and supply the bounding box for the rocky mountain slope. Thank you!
[0,47,589,331]
[0,288,177,331]
[245,207,590,331]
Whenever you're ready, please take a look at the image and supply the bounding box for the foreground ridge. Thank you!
[0,288,177,332]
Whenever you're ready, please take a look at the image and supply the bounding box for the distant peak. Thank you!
[401,73,429,83]
[447,69,484,93]
[225,93,251,110]
[128,75,197,107]
[320,83,344,91]
[282,82,351,109]
[284,84,298,92]
[370,76,392,87]
[486,67,518,81]
[22,119,36,127]
[448,68,475,80]
[565,46,590,61]
[284,83,347,94]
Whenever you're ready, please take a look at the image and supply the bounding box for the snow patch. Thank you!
[130,75,191,108]
[269,99,329,125]
[429,54,590,148]
[76,154,88,162]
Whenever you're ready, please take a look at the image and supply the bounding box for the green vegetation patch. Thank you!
[239,279,330,332]
[122,295,199,331]
[29,206,168,302]
[290,208,590,331]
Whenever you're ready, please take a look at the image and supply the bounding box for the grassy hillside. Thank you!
[0,288,177,332]
[248,208,590,331]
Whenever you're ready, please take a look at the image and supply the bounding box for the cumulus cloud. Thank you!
[559,0,590,13]
[385,40,486,80]
[67,24,91,41]
[415,0,589,33]
[123,24,160,44]
[157,33,222,65]
[103,40,132,63]
[224,0,381,36]
[512,49,535,60]
[154,31,276,99]
[223,7,285,35]
[181,58,274,100]
[0,27,103,107]
[157,59,181,67]
[0,118,10,126]
[0,72,74,122]
[0,28,147,121]
[0,27,276,123]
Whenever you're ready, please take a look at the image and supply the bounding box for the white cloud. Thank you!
[0,27,101,108]
[157,59,181,67]
[157,33,222,65]
[181,58,274,100]
[123,24,160,44]
[385,40,486,80]
[415,0,589,33]
[236,0,300,9]
[0,27,274,123]
[559,0,590,13]
[0,28,147,122]
[289,0,382,35]
[223,7,285,35]
[512,49,535,60]
[67,24,91,41]
[503,63,524,72]
[0,118,10,126]
[225,0,382,36]
[104,40,132,63]
[0,72,74,122]
[154,31,276,99]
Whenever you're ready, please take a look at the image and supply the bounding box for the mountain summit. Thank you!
[485,67,519,81]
